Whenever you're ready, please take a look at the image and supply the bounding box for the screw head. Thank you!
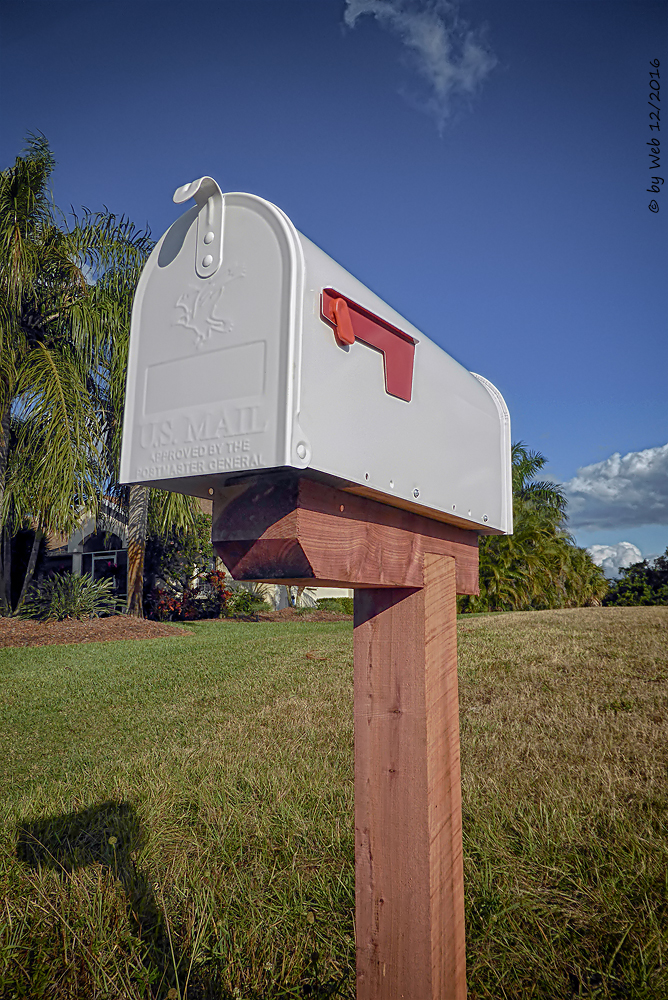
[413,488,420,498]
[202,254,213,267]
[483,514,488,522]
[296,442,307,460]
[203,231,215,244]
[208,488,214,496]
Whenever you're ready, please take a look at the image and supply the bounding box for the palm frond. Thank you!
[6,342,103,533]
[519,480,567,511]
[147,489,200,536]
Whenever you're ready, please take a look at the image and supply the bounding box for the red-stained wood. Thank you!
[354,555,466,1000]
[212,474,478,594]
[424,554,466,999]
[212,474,470,999]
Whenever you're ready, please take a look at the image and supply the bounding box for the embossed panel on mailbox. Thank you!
[121,192,301,491]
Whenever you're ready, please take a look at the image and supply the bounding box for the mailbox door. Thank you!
[120,194,303,495]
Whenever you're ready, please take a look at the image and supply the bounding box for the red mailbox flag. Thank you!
[321,288,417,403]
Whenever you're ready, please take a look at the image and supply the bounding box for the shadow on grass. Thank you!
[14,801,353,999]
[16,799,180,995]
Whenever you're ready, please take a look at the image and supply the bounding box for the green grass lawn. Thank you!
[1,608,667,999]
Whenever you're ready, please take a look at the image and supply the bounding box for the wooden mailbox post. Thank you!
[211,473,475,999]
[120,176,513,1000]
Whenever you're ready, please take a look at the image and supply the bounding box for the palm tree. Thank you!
[510,441,567,520]
[122,484,201,617]
[562,544,608,607]
[0,134,154,612]
[2,136,97,609]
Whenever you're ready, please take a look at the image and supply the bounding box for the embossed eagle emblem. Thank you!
[174,264,246,348]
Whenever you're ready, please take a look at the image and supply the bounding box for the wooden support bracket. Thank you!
[212,473,479,594]
[212,473,472,1000]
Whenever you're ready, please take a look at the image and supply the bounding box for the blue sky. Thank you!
[2,0,666,570]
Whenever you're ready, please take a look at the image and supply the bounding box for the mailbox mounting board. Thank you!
[120,181,512,534]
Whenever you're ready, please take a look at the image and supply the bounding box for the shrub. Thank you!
[143,511,216,610]
[144,571,233,621]
[144,577,271,621]
[225,587,271,617]
[203,569,233,616]
[316,597,354,615]
[144,585,205,621]
[19,572,119,621]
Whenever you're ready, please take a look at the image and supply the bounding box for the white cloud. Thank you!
[587,542,643,579]
[564,444,668,530]
[344,0,497,131]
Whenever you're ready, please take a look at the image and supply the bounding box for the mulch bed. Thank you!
[0,608,352,649]
[0,616,192,649]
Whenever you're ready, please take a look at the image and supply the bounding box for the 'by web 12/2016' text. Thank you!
[647,59,662,212]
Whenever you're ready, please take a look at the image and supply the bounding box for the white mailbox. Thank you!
[121,177,512,534]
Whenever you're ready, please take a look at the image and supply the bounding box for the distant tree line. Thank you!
[603,549,668,606]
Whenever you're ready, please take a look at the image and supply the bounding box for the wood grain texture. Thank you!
[424,553,466,999]
[353,555,466,1000]
[212,474,479,594]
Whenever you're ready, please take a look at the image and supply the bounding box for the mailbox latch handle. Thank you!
[173,176,223,279]
[321,288,417,402]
